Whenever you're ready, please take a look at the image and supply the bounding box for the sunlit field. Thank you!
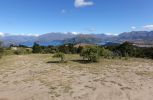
[0,54,153,100]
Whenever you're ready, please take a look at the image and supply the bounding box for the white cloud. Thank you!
[74,0,94,8]
[0,32,40,37]
[131,26,136,30]
[72,32,80,35]
[17,33,40,37]
[63,32,80,35]
[0,32,4,36]
[143,24,153,30]
[104,33,118,36]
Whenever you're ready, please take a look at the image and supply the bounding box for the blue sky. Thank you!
[0,0,153,35]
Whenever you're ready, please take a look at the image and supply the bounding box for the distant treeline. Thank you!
[0,41,153,60]
[0,42,4,58]
[106,42,153,59]
[32,42,153,59]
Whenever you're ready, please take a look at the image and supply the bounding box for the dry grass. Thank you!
[0,54,153,100]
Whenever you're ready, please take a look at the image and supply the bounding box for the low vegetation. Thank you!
[53,52,65,62]
[32,42,42,53]
[0,42,153,100]
[0,42,4,58]
[80,46,100,62]
[0,41,153,62]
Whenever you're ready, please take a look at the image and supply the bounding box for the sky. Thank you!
[0,0,153,36]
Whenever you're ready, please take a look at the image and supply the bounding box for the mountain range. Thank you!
[0,31,153,47]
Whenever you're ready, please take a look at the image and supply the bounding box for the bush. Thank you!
[116,42,136,57]
[0,48,3,58]
[14,48,32,55]
[80,46,100,62]
[41,46,58,54]
[99,48,113,59]
[0,42,4,58]
[14,49,22,55]
[32,42,42,53]
[53,52,65,62]
[58,44,77,54]
[77,46,83,53]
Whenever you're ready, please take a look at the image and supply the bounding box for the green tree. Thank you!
[58,45,70,54]
[99,47,113,59]
[68,43,77,54]
[0,41,4,58]
[80,46,100,62]
[77,46,83,53]
[32,42,42,53]
[53,52,65,62]
[116,42,136,57]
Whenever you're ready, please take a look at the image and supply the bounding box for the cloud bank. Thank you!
[0,32,4,36]
[0,32,39,37]
[74,0,94,8]
[143,24,153,30]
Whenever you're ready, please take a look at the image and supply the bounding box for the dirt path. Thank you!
[0,55,153,100]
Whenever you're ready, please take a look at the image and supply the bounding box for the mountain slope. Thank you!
[63,34,102,44]
[117,31,153,44]
[1,31,153,46]
[37,32,75,42]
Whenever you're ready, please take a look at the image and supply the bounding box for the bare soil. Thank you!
[0,54,153,100]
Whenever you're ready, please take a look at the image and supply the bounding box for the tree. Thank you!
[0,41,4,58]
[77,46,83,53]
[42,46,57,54]
[53,52,65,62]
[32,42,42,53]
[68,43,77,54]
[80,46,100,62]
[116,42,136,57]
[58,45,70,54]
[99,47,113,59]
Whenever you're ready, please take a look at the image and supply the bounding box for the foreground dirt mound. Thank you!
[0,55,153,100]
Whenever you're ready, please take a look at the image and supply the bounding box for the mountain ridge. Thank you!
[0,31,153,46]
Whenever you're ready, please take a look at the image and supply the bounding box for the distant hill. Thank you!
[63,34,102,44]
[0,32,75,46]
[0,35,37,46]
[36,32,75,42]
[117,31,153,44]
[0,31,153,47]
[74,43,96,48]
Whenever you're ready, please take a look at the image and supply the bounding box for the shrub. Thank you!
[0,48,3,58]
[39,46,58,54]
[116,42,136,57]
[0,42,4,58]
[80,46,100,62]
[53,52,65,62]
[13,48,32,55]
[14,49,22,55]
[99,48,113,59]
[58,44,77,54]
[32,42,42,53]
[77,46,83,53]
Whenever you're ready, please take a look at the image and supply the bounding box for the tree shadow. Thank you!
[46,61,60,63]
[47,59,92,64]
[71,59,91,64]
[46,60,68,64]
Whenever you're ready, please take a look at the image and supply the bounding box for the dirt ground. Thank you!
[0,54,153,100]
